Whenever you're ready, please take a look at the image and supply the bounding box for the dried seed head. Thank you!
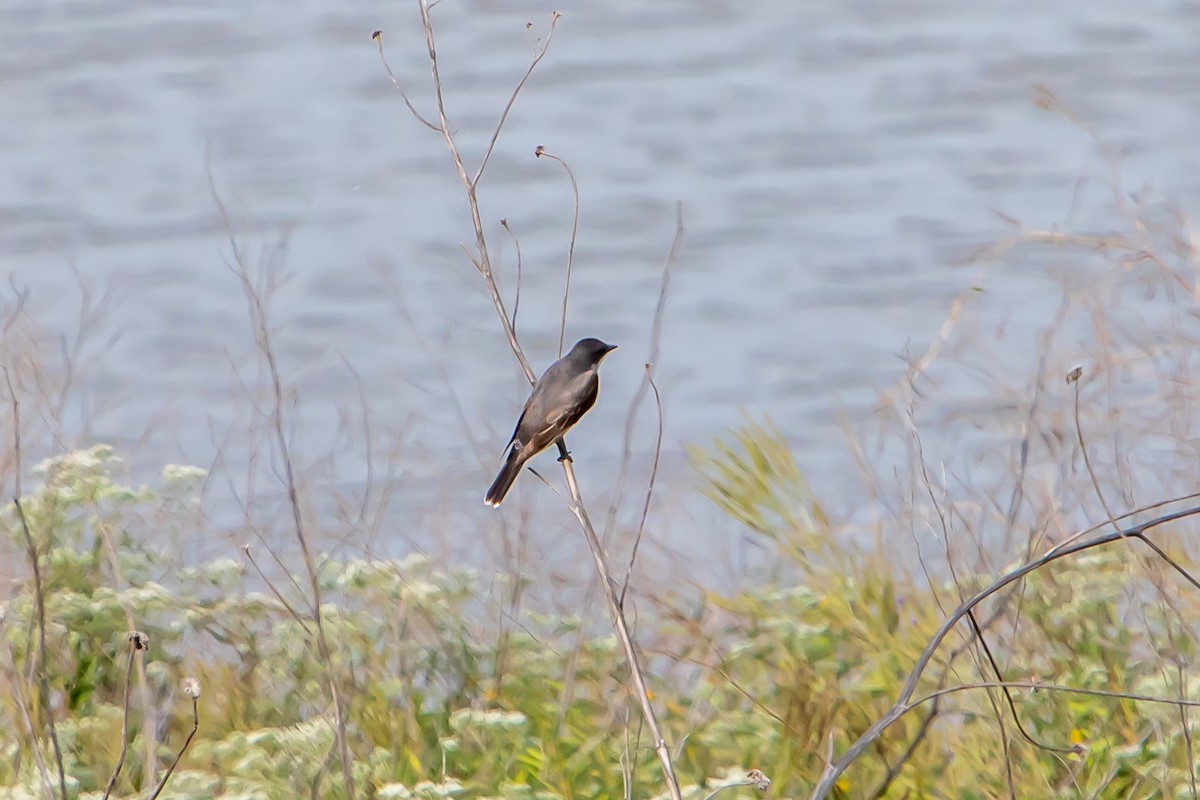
[128,631,150,650]
[181,677,201,699]
[1066,365,1083,384]
[747,769,771,792]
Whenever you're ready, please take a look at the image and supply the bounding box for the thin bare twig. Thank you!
[240,545,315,636]
[0,609,55,800]
[248,277,357,800]
[101,632,147,800]
[1068,367,1200,586]
[5,367,67,800]
[534,146,580,358]
[619,367,663,607]
[12,498,67,800]
[370,30,439,131]
[474,16,561,188]
[146,680,201,800]
[414,0,547,384]
[965,610,1077,754]
[868,695,940,799]
[602,203,684,550]
[500,218,523,334]
[214,180,356,800]
[1070,369,1121,533]
[911,679,1200,710]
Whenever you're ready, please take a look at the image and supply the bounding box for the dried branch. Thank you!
[809,502,1200,799]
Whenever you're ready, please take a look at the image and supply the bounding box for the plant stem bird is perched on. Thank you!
[485,337,618,507]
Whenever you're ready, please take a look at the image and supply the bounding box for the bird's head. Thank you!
[570,337,617,366]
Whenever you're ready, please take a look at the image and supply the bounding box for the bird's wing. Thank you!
[516,371,598,450]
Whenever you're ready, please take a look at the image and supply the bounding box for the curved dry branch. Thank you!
[809,503,1200,799]
[534,146,580,358]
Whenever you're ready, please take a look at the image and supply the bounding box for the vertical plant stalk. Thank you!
[146,679,201,800]
[559,456,683,800]
[214,190,357,800]
[101,632,146,800]
[618,369,664,608]
[413,0,554,384]
[256,277,357,800]
[0,610,56,800]
[5,367,68,800]
[390,5,684,797]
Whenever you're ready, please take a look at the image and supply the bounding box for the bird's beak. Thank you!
[605,344,618,353]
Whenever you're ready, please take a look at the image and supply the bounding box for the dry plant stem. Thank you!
[619,369,664,607]
[407,5,680,795]
[258,290,356,800]
[868,699,939,800]
[559,453,683,800]
[864,656,964,799]
[6,367,67,800]
[13,501,67,800]
[875,289,972,411]
[911,679,1200,710]
[500,218,523,332]
[986,668,1017,800]
[415,0,558,385]
[240,545,315,637]
[965,610,1076,754]
[370,30,438,131]
[603,204,684,548]
[218,200,356,800]
[0,615,55,800]
[100,639,139,800]
[808,502,1200,800]
[1180,661,1199,800]
[1069,377,1200,591]
[534,147,579,358]
[564,208,680,724]
[146,695,199,800]
[1072,378,1121,532]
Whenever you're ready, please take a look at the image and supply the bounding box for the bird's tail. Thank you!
[484,444,524,507]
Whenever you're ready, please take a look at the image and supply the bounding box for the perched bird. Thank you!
[485,337,617,507]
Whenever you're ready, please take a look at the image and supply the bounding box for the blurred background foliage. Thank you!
[3,426,1200,800]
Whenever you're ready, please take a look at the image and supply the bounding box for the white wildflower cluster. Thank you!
[449,708,529,732]
[32,444,141,503]
[34,444,118,476]
[378,780,466,799]
[161,463,208,485]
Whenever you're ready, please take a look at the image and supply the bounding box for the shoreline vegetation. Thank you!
[7,4,1200,799]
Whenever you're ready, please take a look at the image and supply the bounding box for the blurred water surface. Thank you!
[3,0,1200,577]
